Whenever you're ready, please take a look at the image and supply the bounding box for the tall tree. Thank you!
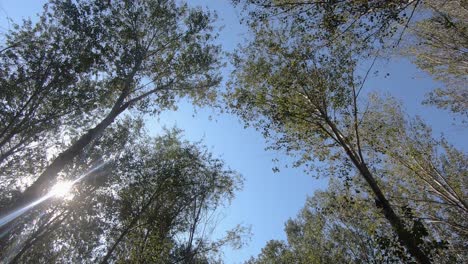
[359,95,467,259]
[246,184,389,264]
[0,6,110,203]
[235,0,468,118]
[247,177,458,264]
[226,8,436,261]
[0,0,222,228]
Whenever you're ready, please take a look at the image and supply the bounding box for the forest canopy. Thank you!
[0,0,466,263]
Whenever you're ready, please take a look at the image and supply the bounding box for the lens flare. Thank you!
[50,181,73,198]
[0,161,107,228]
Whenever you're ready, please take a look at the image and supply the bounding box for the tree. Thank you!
[234,0,420,54]
[0,3,109,161]
[246,182,389,264]
[3,126,245,263]
[1,116,143,262]
[0,0,222,231]
[248,176,459,264]
[247,127,468,263]
[0,6,110,204]
[98,128,243,263]
[226,7,437,261]
[358,95,467,260]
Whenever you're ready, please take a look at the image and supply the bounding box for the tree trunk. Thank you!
[324,119,432,264]
[9,210,70,264]
[0,89,130,236]
[100,218,137,264]
[357,164,431,264]
[100,185,165,264]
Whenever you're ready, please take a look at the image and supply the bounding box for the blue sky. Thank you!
[1,1,466,263]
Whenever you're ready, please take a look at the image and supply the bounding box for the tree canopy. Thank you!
[227,0,467,263]
[0,0,466,263]
[0,0,222,225]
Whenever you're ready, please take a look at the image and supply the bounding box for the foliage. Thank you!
[234,1,468,119]
[247,176,461,264]
[225,0,468,261]
[0,1,243,262]
[234,0,423,55]
[0,0,222,226]
[405,0,468,117]
[3,124,245,263]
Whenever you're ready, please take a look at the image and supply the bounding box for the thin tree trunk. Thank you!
[100,218,137,264]
[325,118,432,264]
[9,210,70,264]
[100,176,171,263]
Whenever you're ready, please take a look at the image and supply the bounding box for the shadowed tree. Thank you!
[0,0,223,235]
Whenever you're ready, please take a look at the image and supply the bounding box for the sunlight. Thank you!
[0,162,107,229]
[50,181,74,199]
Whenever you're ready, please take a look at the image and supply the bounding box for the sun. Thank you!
[50,181,74,198]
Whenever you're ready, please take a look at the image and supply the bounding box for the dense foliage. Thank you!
[2,123,243,263]
[0,0,245,263]
[0,0,466,263]
[1,0,222,229]
[228,0,467,263]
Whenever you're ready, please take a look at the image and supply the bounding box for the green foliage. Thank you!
[0,0,223,230]
[0,11,108,193]
[404,0,468,117]
[249,174,464,263]
[234,0,419,55]
[247,181,386,264]
[0,1,244,262]
[4,125,245,263]
[227,1,466,263]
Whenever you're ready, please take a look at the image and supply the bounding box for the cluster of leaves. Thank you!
[404,0,468,117]
[0,0,223,232]
[234,0,420,54]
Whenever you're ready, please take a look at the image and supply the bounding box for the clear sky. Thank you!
[1,1,466,263]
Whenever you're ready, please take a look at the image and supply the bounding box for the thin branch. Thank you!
[395,0,421,46]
